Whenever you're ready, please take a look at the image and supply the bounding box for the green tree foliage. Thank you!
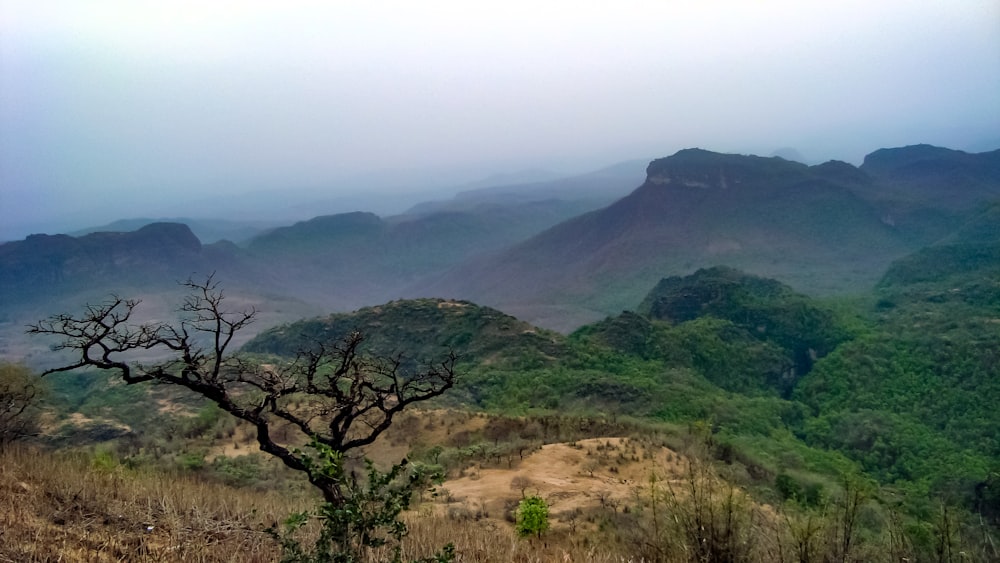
[269,439,454,563]
[793,242,1000,515]
[516,496,550,539]
[639,266,849,375]
[978,470,1000,526]
[878,241,1000,288]
[667,317,795,396]
[243,298,566,371]
[572,268,852,399]
[775,473,824,507]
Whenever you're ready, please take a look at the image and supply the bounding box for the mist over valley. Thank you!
[3,2,1000,560]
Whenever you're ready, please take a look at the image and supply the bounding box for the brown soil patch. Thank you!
[433,437,687,530]
[198,411,695,535]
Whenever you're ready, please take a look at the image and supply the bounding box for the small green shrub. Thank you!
[516,496,550,539]
[268,439,454,562]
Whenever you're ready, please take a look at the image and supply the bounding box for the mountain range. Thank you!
[414,144,1000,329]
[2,144,998,348]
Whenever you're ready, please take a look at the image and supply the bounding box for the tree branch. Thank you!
[26,276,457,504]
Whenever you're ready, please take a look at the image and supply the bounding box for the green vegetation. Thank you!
[268,439,455,563]
[794,240,1000,509]
[243,297,567,371]
[640,267,849,359]
[514,496,549,539]
[240,256,1000,558]
[19,231,1000,560]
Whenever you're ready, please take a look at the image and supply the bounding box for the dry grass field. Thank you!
[2,408,950,562]
[0,409,717,562]
[0,446,302,562]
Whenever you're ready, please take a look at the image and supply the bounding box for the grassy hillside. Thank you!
[8,404,996,561]
[0,446,304,562]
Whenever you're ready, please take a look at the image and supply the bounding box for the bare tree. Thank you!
[510,475,534,499]
[28,276,456,504]
[0,363,43,450]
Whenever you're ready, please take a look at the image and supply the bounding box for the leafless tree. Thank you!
[510,475,534,499]
[28,276,456,503]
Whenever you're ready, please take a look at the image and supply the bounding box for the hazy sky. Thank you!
[2,0,999,239]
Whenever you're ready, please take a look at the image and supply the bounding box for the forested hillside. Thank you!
[245,251,1000,537]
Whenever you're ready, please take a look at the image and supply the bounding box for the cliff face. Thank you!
[644,148,811,190]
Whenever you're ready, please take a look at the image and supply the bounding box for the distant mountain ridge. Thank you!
[2,143,998,338]
[0,161,644,338]
[239,198,613,310]
[404,158,646,215]
[71,217,280,245]
[0,223,208,304]
[412,145,1000,330]
[860,144,1000,209]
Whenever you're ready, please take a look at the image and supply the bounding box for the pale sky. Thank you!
[2,0,999,239]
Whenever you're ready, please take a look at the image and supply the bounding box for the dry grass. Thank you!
[396,512,628,563]
[0,443,639,563]
[0,416,672,562]
[0,409,728,562]
[0,446,306,562]
[2,409,943,562]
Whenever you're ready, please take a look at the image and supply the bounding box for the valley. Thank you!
[2,144,999,562]
[5,1,998,559]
